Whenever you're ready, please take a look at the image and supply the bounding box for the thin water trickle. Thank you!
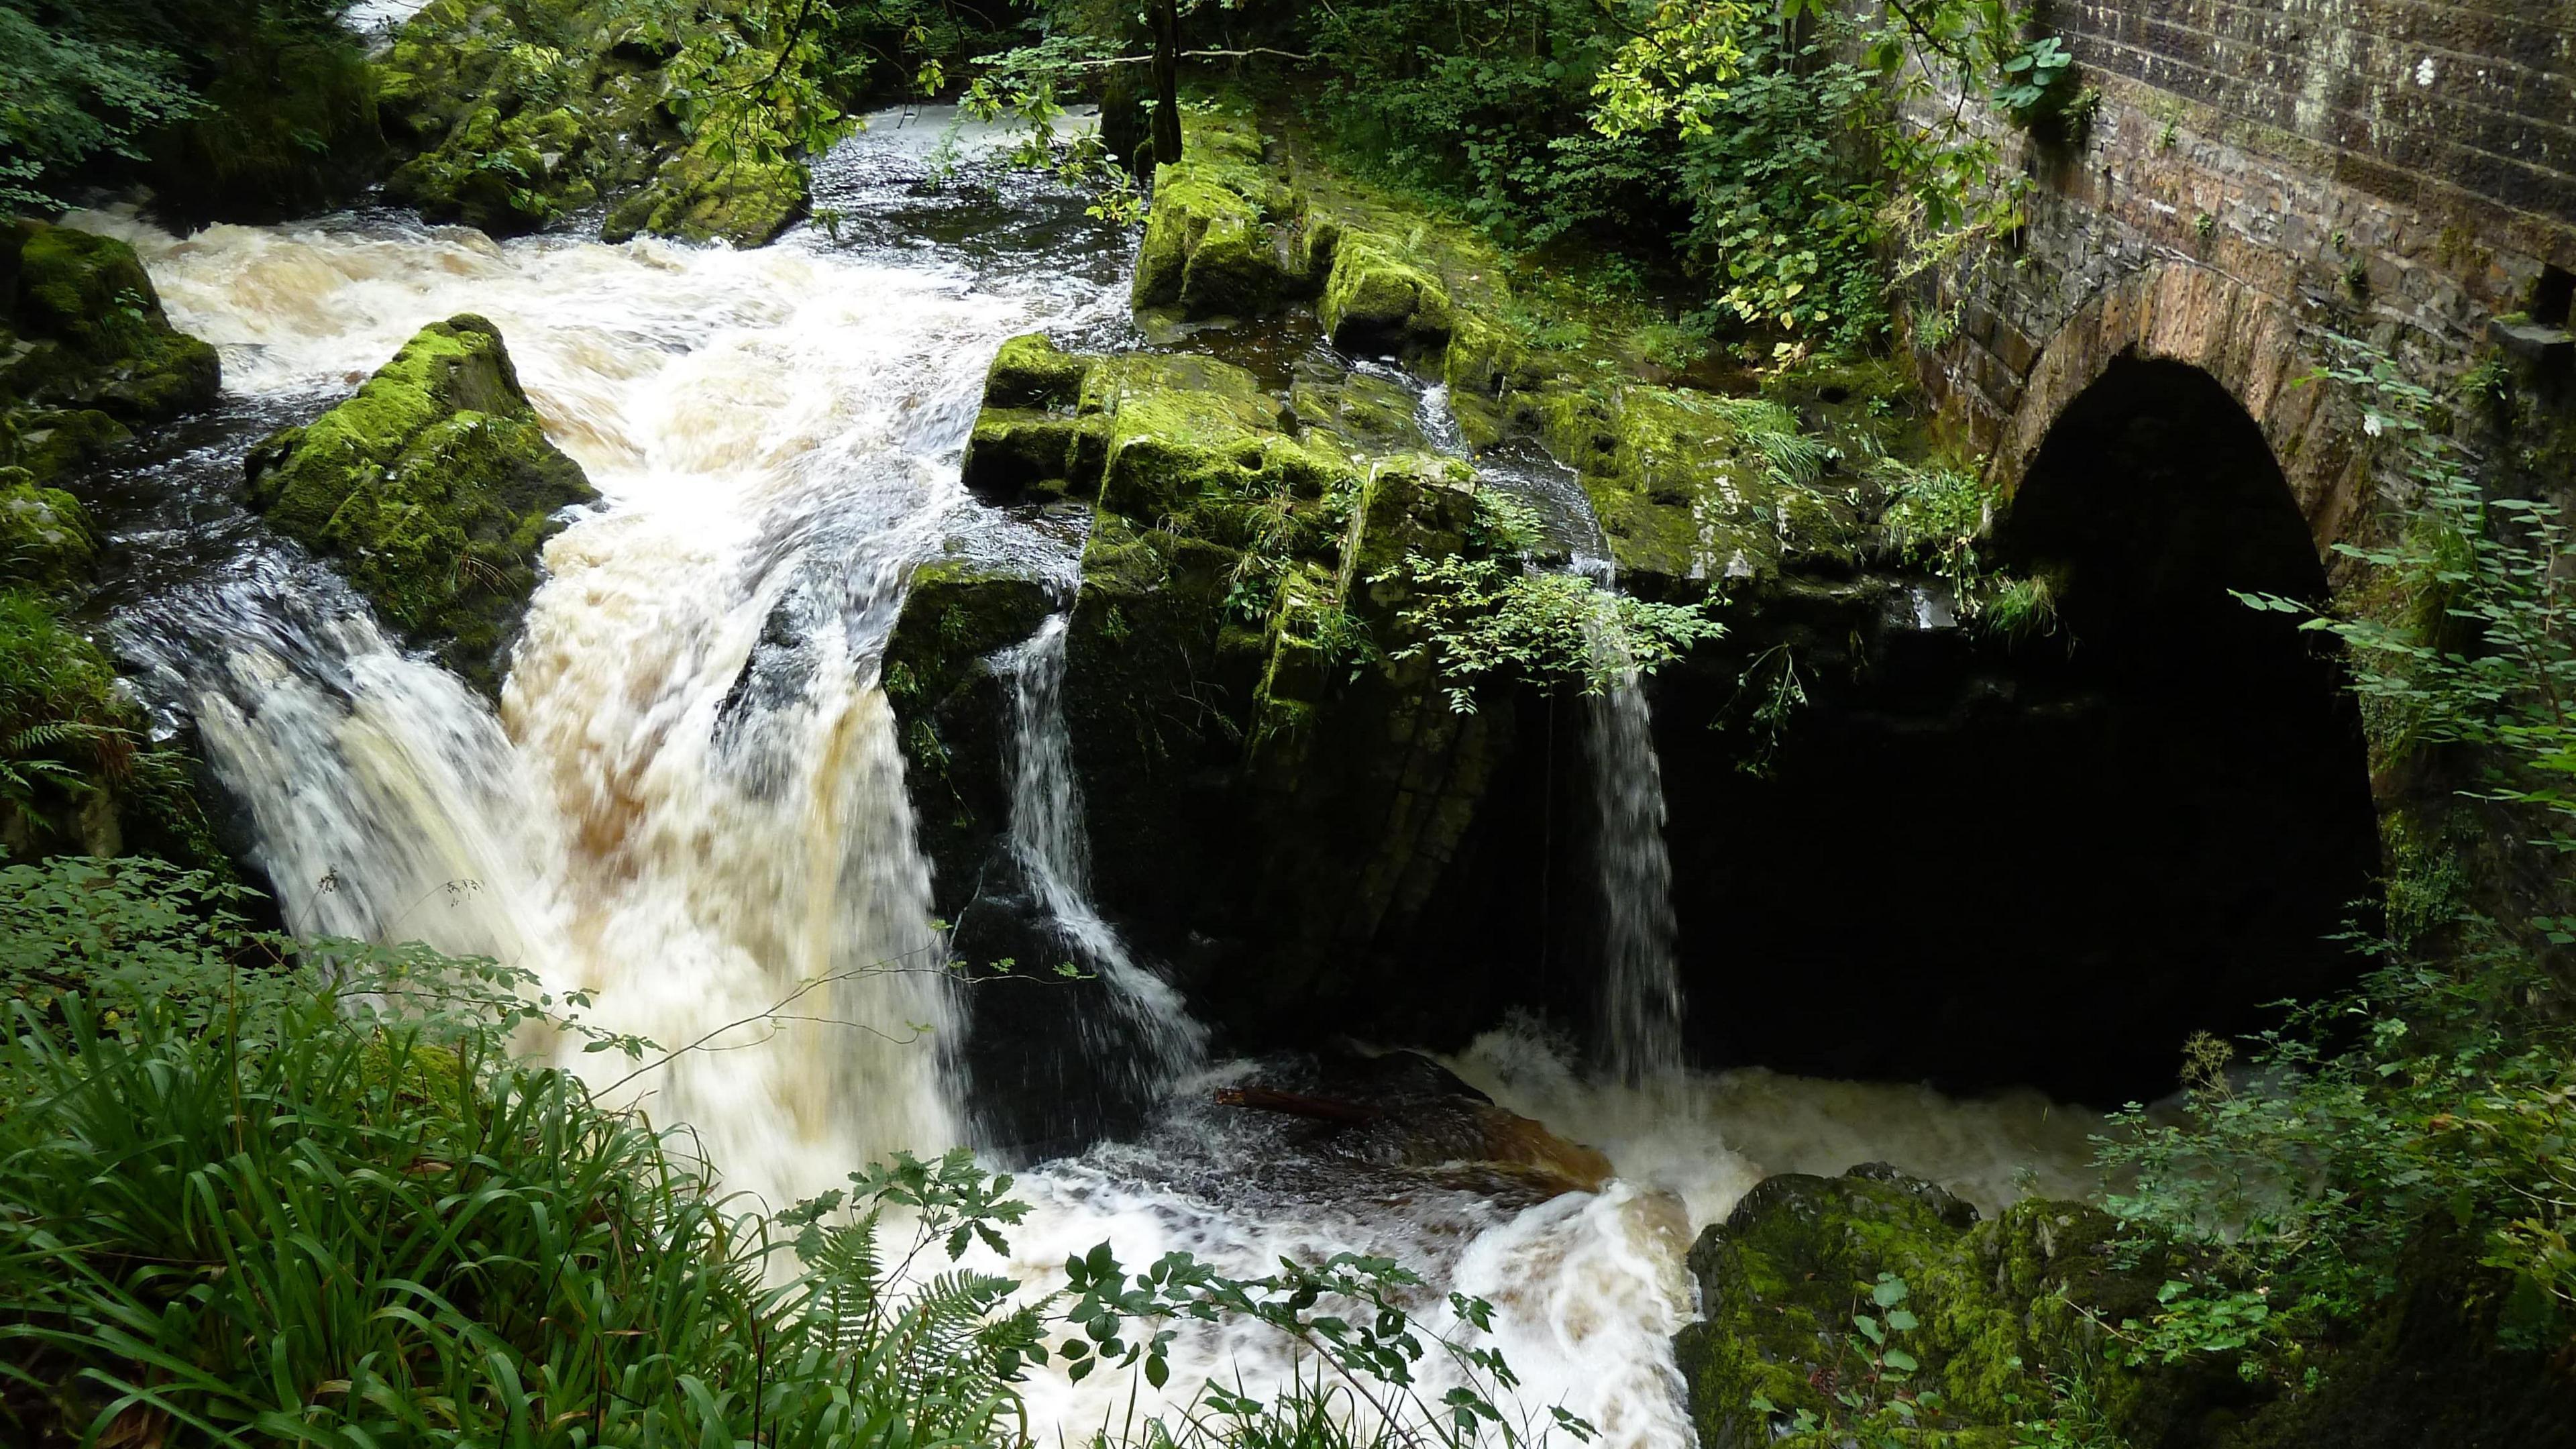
[1413,385,1689,1083]
[996,613,1207,1086]
[1584,668,1686,1085]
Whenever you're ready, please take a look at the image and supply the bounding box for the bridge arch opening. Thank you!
[1656,353,2380,1104]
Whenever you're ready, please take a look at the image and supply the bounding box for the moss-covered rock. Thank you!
[987,333,1095,411]
[243,315,596,693]
[0,472,98,593]
[0,221,220,424]
[1674,1166,2287,1449]
[1131,99,1297,319]
[959,336,1097,503]
[379,0,807,245]
[894,336,1537,1051]
[600,145,807,247]
[1319,229,1454,358]
[9,409,131,484]
[1534,382,1861,594]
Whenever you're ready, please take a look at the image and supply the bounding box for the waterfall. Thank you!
[994,613,1205,1089]
[72,113,1133,1211]
[59,107,2121,1449]
[1582,667,1686,1084]
[1413,388,1690,1082]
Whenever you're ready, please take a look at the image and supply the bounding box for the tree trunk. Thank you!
[1150,0,1183,168]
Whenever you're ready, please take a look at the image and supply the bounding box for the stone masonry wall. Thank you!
[1909,0,2575,539]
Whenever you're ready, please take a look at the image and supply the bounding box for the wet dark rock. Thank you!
[1213,1049,1612,1197]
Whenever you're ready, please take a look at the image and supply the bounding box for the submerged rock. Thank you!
[1212,1049,1615,1198]
[244,315,596,693]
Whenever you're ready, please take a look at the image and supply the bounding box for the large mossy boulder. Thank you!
[378,0,805,245]
[1130,101,1305,319]
[892,333,1536,1051]
[244,315,596,692]
[0,221,220,425]
[1678,1166,2210,1449]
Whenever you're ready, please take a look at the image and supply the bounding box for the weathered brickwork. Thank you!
[1910,0,2576,539]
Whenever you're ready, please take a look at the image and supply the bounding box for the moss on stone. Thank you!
[1089,354,1337,524]
[1319,230,1455,358]
[1132,99,1290,319]
[1289,368,1427,457]
[380,0,806,247]
[1674,1166,2210,1449]
[961,409,1083,503]
[881,558,1056,910]
[243,315,596,694]
[600,144,807,248]
[985,333,1093,412]
[1,222,220,424]
[11,409,131,484]
[1533,382,1860,594]
[0,474,98,594]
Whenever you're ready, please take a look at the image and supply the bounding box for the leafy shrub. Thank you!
[1390,553,1722,713]
[2239,343,2576,847]
[2096,929,2575,1365]
[0,0,361,209]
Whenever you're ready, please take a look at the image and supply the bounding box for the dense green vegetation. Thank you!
[0,857,1575,1448]
[1,0,384,220]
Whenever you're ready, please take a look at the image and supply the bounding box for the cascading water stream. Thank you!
[70,117,2115,1449]
[994,613,1206,1087]
[1580,657,1686,1085]
[78,113,1132,1211]
[1414,386,1688,1083]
